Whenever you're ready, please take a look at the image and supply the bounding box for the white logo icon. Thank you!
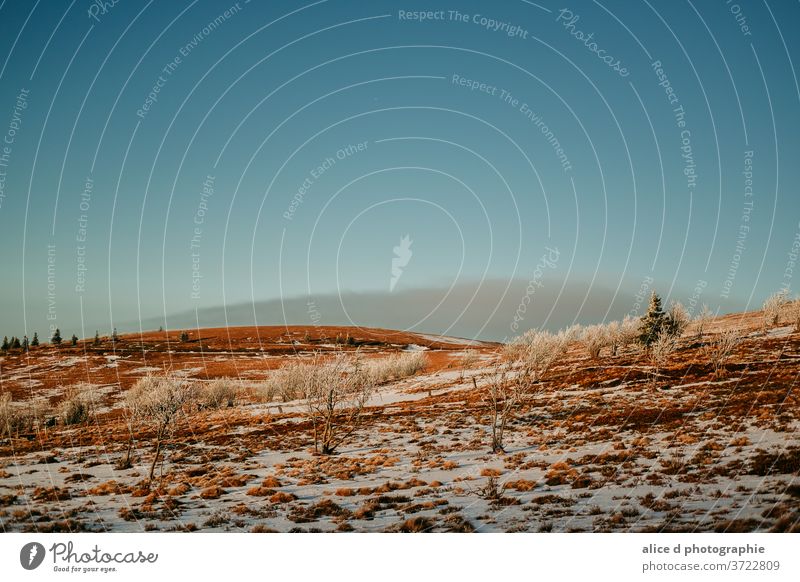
[390,235,413,292]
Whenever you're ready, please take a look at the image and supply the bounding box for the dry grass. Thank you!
[365,351,428,384]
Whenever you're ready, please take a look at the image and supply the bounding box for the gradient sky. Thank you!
[0,0,798,341]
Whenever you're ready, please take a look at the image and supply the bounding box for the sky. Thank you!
[0,0,798,341]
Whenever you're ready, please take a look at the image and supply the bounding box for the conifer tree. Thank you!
[22,336,29,351]
[51,328,62,345]
[71,334,78,346]
[31,332,39,346]
[639,292,677,346]
[179,331,190,343]
[112,328,119,342]
[1,336,9,351]
[94,331,100,345]
[11,336,21,349]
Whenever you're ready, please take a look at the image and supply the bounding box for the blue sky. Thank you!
[0,0,798,341]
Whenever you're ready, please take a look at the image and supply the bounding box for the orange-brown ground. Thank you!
[0,315,798,533]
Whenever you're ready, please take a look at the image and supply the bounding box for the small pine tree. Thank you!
[22,336,29,351]
[11,336,21,349]
[94,331,100,345]
[71,334,78,346]
[112,328,119,342]
[179,331,190,343]
[31,332,39,346]
[51,328,62,345]
[1,336,9,351]
[639,292,678,346]
[158,326,164,333]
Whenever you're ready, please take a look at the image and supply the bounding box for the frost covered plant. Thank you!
[263,360,319,402]
[506,328,574,380]
[616,315,641,353]
[763,290,789,328]
[703,330,742,379]
[581,324,608,360]
[365,351,428,385]
[667,301,690,338]
[59,383,99,425]
[480,361,534,453]
[0,392,48,437]
[125,375,193,481]
[694,304,713,339]
[648,332,676,387]
[198,378,238,409]
[302,352,375,455]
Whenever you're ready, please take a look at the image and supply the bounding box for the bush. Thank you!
[648,331,676,386]
[782,298,800,332]
[59,384,98,425]
[581,324,608,359]
[703,330,742,379]
[126,375,193,481]
[262,360,320,402]
[667,301,690,338]
[301,352,375,455]
[0,392,48,437]
[505,327,575,378]
[763,290,789,328]
[198,378,238,409]
[694,304,713,338]
[365,351,428,384]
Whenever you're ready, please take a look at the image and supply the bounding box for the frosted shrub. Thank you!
[694,304,713,339]
[366,351,428,384]
[648,332,677,386]
[617,315,641,352]
[0,393,48,437]
[263,361,320,402]
[763,290,789,328]
[581,324,609,359]
[198,378,238,409]
[302,352,375,455]
[667,301,691,338]
[126,375,193,481]
[703,330,742,379]
[59,383,99,425]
